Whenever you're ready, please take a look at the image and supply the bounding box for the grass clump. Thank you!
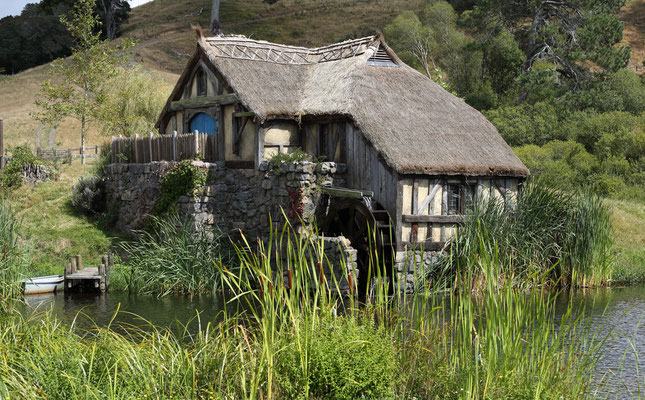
[119,213,231,296]
[443,180,614,287]
[0,220,606,399]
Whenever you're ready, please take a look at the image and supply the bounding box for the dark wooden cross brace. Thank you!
[232,111,254,155]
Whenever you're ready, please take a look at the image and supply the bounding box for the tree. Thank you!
[469,0,631,88]
[384,11,435,78]
[98,66,170,138]
[34,0,132,164]
[96,0,130,40]
[210,0,221,35]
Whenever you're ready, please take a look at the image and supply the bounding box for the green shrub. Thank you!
[276,316,396,400]
[1,144,37,189]
[154,160,206,215]
[485,101,561,146]
[71,175,106,215]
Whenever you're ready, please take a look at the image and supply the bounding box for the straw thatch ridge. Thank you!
[164,34,529,177]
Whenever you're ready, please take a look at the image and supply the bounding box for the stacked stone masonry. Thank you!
[105,160,443,294]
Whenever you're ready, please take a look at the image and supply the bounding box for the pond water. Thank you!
[554,285,645,398]
[16,284,645,398]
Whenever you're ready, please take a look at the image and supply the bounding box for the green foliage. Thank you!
[98,65,169,138]
[70,175,106,215]
[0,200,30,302]
[482,30,524,97]
[464,81,498,110]
[120,213,231,295]
[269,148,312,164]
[277,316,396,399]
[154,160,206,215]
[1,145,37,190]
[485,101,561,146]
[33,0,134,164]
[470,0,630,87]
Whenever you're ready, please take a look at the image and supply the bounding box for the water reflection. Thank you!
[555,285,645,398]
[19,291,237,335]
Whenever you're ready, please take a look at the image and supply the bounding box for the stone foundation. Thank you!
[394,249,443,293]
[104,160,346,239]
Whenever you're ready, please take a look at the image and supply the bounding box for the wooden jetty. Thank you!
[64,254,112,292]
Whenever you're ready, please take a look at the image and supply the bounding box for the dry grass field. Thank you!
[0,0,642,152]
[620,0,645,71]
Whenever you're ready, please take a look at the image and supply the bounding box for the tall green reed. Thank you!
[0,212,608,399]
[0,199,31,302]
[120,213,233,296]
[443,180,614,287]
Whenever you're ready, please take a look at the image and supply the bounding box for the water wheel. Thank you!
[323,197,395,295]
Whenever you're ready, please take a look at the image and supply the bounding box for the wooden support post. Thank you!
[172,131,177,161]
[70,257,77,274]
[75,254,83,270]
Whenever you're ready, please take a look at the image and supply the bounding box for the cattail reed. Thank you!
[317,260,324,284]
[348,272,354,295]
[286,269,292,290]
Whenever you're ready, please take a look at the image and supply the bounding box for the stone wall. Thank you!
[394,249,443,293]
[104,160,346,239]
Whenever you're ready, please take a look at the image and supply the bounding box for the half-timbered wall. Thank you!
[399,176,520,247]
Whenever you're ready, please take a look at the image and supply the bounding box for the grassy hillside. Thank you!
[0,0,643,152]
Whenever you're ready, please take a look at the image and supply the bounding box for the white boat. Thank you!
[21,275,64,295]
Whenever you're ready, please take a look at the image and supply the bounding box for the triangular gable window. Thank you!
[367,47,397,67]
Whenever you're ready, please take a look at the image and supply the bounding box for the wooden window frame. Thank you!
[196,69,207,97]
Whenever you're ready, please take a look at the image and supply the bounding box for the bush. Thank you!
[485,101,561,146]
[276,316,396,399]
[71,175,106,215]
[154,160,206,215]
[1,144,37,189]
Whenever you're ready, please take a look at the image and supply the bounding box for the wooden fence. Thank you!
[111,132,217,163]
[36,145,100,162]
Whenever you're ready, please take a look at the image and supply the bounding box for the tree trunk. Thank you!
[210,0,221,35]
[81,115,86,165]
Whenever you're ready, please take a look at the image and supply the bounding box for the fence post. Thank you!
[134,134,139,163]
[149,132,153,162]
[172,131,177,161]
[193,130,199,158]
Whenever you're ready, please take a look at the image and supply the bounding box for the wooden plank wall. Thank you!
[345,123,398,225]
[111,133,217,163]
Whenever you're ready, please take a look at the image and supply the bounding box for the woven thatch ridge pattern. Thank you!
[200,35,529,177]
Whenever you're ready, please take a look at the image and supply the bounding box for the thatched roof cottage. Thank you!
[156,32,528,260]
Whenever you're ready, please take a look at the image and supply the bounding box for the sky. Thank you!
[0,0,153,19]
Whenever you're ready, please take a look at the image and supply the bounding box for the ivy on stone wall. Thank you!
[154,160,206,215]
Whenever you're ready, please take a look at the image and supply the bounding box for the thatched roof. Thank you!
[167,34,529,177]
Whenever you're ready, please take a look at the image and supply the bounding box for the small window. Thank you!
[196,69,207,97]
[367,47,398,67]
[465,183,477,211]
[447,184,460,215]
